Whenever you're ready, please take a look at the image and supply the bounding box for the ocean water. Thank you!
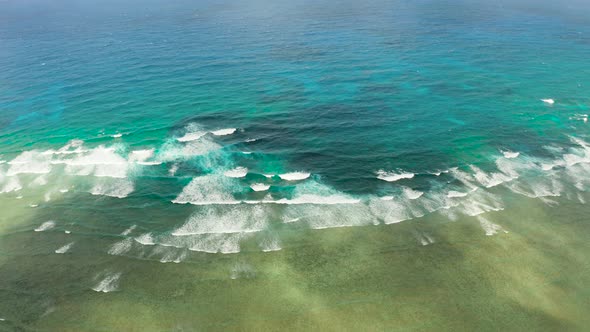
[1,0,590,330]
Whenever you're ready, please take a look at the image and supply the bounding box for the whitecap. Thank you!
[187,233,245,254]
[129,149,155,163]
[1,177,22,193]
[211,128,236,136]
[477,216,506,236]
[470,165,514,188]
[447,191,468,198]
[224,167,248,178]
[90,178,134,198]
[284,203,377,229]
[92,272,122,293]
[35,220,56,232]
[120,225,137,236]
[278,172,310,181]
[272,195,360,205]
[541,98,555,105]
[108,238,134,255]
[30,174,48,187]
[259,236,282,252]
[166,164,178,177]
[502,150,520,159]
[7,151,52,176]
[173,175,238,205]
[112,133,123,138]
[158,248,188,263]
[64,146,128,178]
[172,205,268,236]
[158,139,221,161]
[369,199,413,224]
[55,242,74,254]
[134,233,156,246]
[177,131,206,142]
[250,183,270,192]
[376,170,415,182]
[403,187,423,200]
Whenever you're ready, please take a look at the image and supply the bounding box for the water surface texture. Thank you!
[1,0,590,330]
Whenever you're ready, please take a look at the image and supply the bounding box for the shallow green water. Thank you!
[1,0,590,330]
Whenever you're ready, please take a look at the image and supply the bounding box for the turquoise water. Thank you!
[1,0,590,330]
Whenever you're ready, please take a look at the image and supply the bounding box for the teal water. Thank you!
[1,0,590,330]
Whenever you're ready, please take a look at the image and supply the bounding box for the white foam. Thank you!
[211,128,236,136]
[1,177,22,193]
[59,189,69,193]
[90,178,134,198]
[470,165,514,188]
[476,216,506,236]
[541,98,555,105]
[230,261,256,279]
[64,146,129,178]
[134,233,156,246]
[92,272,122,293]
[279,172,310,181]
[35,220,56,232]
[447,190,468,198]
[403,187,423,200]
[172,205,268,236]
[245,138,257,142]
[272,195,360,205]
[7,151,52,176]
[108,238,134,255]
[158,248,188,263]
[187,233,245,254]
[121,225,137,236]
[259,236,282,252]
[168,164,179,176]
[449,168,479,189]
[415,232,435,246]
[224,167,248,178]
[369,198,413,224]
[502,150,520,159]
[158,139,221,161]
[376,170,415,182]
[29,175,48,187]
[129,149,155,163]
[65,230,71,234]
[29,204,38,208]
[51,140,86,155]
[380,196,394,201]
[177,131,206,142]
[570,114,589,123]
[55,242,74,254]
[458,191,504,216]
[284,203,377,229]
[250,183,270,191]
[173,175,238,205]
[112,133,123,138]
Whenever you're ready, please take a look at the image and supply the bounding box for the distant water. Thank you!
[1,0,590,330]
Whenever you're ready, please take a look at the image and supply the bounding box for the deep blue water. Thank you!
[1,0,590,330]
